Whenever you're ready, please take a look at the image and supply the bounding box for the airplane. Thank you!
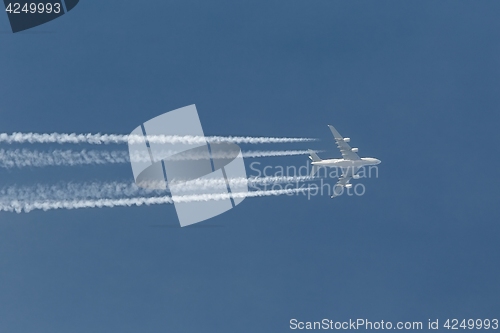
[309,125,381,198]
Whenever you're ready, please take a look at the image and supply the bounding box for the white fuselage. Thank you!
[312,157,381,168]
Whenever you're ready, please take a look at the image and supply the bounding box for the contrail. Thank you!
[0,181,158,202]
[172,175,313,191]
[242,150,319,158]
[0,149,317,168]
[0,188,311,213]
[0,176,314,202]
[0,149,129,168]
[0,133,316,145]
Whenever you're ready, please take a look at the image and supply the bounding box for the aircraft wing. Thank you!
[331,166,359,198]
[328,125,361,161]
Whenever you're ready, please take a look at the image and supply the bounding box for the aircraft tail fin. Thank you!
[308,150,321,162]
[308,150,322,177]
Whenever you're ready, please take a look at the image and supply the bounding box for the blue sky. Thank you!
[0,1,499,332]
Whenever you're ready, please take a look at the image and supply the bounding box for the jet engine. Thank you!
[351,148,358,153]
[353,175,361,179]
[343,138,350,142]
[345,184,353,189]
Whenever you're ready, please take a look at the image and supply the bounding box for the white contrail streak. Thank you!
[0,149,129,168]
[173,175,313,191]
[0,181,158,202]
[0,149,317,168]
[242,150,317,158]
[0,188,311,213]
[0,176,314,202]
[0,133,316,145]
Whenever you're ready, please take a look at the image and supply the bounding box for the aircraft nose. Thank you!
[376,159,381,164]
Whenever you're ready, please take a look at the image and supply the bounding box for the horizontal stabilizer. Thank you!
[308,150,321,162]
[311,165,320,177]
